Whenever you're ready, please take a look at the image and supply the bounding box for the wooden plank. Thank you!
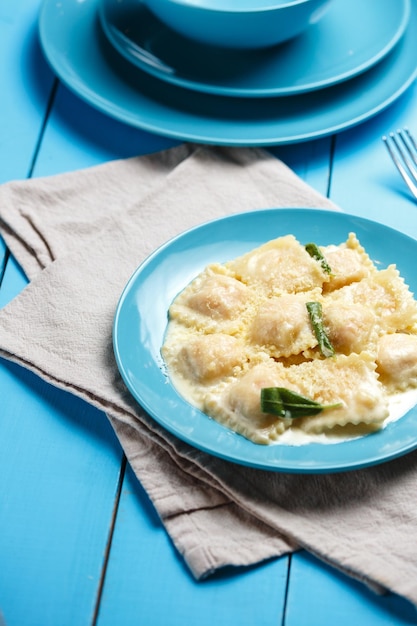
[0,0,55,284]
[0,0,57,311]
[329,83,417,240]
[0,1,138,623]
[0,255,126,626]
[96,464,289,626]
[271,137,334,198]
[285,552,417,626]
[31,83,179,176]
[0,0,55,183]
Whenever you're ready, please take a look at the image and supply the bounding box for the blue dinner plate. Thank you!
[113,209,417,473]
[38,0,417,145]
[99,0,410,97]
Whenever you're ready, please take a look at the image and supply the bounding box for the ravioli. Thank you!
[249,291,320,358]
[169,264,253,334]
[205,362,293,444]
[376,333,417,391]
[289,352,388,434]
[225,234,329,296]
[321,232,376,292]
[322,301,377,355]
[162,232,417,445]
[164,332,246,383]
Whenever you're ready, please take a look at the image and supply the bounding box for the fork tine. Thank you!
[392,131,417,181]
[383,129,417,201]
[401,128,417,167]
[405,128,417,155]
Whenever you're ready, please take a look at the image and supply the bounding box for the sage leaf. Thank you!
[306,301,335,358]
[260,387,342,419]
[305,242,332,274]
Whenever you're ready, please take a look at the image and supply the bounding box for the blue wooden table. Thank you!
[1,0,417,624]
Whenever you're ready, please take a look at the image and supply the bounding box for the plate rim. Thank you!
[113,208,417,473]
[38,0,417,145]
[99,0,410,97]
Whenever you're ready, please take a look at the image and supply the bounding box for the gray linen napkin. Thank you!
[1,144,417,606]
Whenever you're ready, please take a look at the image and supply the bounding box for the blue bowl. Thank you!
[142,0,333,49]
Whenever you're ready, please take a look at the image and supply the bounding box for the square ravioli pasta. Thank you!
[224,234,330,296]
[162,232,417,445]
[204,353,388,444]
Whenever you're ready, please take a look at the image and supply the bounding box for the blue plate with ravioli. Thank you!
[113,209,417,473]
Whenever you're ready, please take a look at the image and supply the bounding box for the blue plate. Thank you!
[99,0,410,97]
[38,0,417,145]
[113,209,417,473]
[39,0,417,146]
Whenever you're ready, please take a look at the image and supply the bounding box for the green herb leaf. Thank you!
[260,387,342,419]
[306,301,335,358]
[305,242,332,274]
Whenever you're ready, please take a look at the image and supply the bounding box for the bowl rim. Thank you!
[149,0,328,14]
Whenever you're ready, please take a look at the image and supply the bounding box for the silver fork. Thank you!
[382,128,417,201]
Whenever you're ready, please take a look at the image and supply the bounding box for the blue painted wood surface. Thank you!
[1,0,417,624]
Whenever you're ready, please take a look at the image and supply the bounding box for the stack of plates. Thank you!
[38,0,416,145]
